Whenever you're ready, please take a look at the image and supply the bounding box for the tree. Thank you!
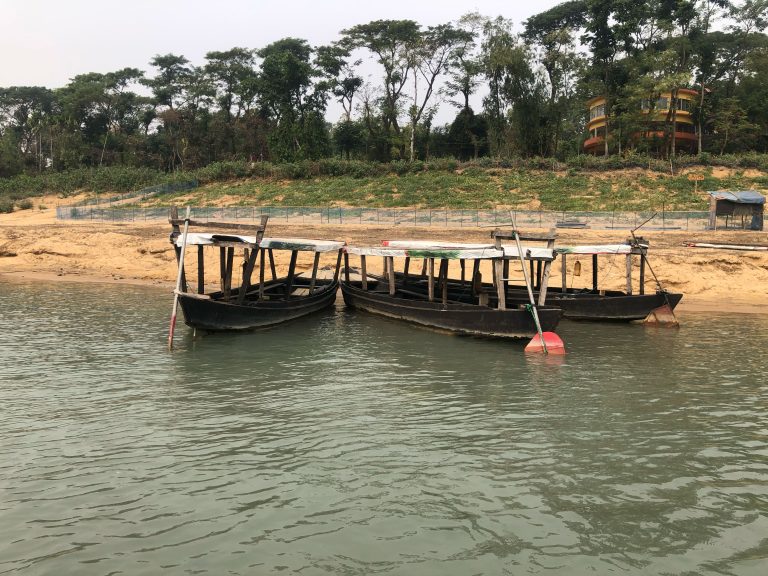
[407,23,472,161]
[257,38,330,161]
[204,47,258,155]
[341,20,421,159]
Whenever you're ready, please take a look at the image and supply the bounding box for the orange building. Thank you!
[584,89,698,154]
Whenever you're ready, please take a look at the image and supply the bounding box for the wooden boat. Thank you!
[169,210,344,332]
[341,232,562,340]
[550,241,682,321]
[383,237,682,323]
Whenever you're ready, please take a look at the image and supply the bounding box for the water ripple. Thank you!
[1,282,767,575]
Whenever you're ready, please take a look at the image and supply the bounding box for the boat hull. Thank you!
[340,282,562,339]
[391,273,682,322]
[178,281,338,331]
[551,290,683,321]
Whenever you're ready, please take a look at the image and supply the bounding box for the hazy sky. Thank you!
[3,0,563,122]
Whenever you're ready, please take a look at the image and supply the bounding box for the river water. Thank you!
[0,281,766,575]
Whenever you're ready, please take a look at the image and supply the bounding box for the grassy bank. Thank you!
[2,156,768,212]
[142,166,767,212]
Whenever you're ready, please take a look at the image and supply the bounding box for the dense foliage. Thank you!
[1,1,767,180]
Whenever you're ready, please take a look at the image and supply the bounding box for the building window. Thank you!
[676,98,692,112]
[590,104,605,120]
[657,97,669,110]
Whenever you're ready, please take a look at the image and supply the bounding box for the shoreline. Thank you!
[2,199,768,316]
[1,269,766,316]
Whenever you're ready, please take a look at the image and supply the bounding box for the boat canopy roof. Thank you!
[707,190,765,205]
[347,241,555,261]
[555,243,648,255]
[177,233,344,252]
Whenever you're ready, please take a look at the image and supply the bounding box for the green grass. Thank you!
[140,168,766,212]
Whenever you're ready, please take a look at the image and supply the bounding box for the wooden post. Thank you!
[472,260,481,293]
[284,250,298,297]
[428,258,435,302]
[360,255,368,290]
[308,251,321,294]
[224,247,234,300]
[626,253,633,295]
[460,259,466,284]
[561,253,567,292]
[219,246,226,292]
[344,253,350,283]
[388,256,396,296]
[494,259,506,310]
[709,195,718,230]
[268,249,277,281]
[197,245,205,294]
[421,258,428,276]
[538,259,553,306]
[503,259,509,295]
[592,253,598,292]
[403,257,410,287]
[639,254,646,295]
[536,260,542,290]
[238,247,259,304]
[333,250,343,283]
[259,247,266,299]
[440,259,448,305]
[529,260,534,290]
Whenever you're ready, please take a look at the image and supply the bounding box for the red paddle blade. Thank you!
[525,331,566,354]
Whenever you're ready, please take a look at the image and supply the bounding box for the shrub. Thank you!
[17,198,33,210]
[0,198,14,213]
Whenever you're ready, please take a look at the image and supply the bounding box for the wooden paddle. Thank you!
[168,207,191,350]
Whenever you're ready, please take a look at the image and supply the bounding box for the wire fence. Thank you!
[56,204,725,230]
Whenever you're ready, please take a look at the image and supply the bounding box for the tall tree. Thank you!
[341,20,421,159]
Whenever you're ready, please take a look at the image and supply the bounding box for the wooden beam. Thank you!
[268,249,277,281]
[494,259,506,310]
[333,250,343,283]
[219,246,226,292]
[626,253,633,295]
[360,255,368,290]
[309,252,321,293]
[224,247,234,300]
[592,253,598,292]
[284,250,298,298]
[538,259,552,306]
[428,258,435,302]
[238,248,259,304]
[197,245,205,294]
[639,254,646,295]
[259,248,266,299]
[403,257,410,287]
[343,253,350,283]
[388,256,396,296]
[440,259,448,305]
[561,253,567,291]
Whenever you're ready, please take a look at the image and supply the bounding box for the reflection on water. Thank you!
[0,281,766,575]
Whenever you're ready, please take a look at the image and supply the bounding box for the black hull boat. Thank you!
[391,277,682,322]
[168,208,344,344]
[539,288,682,321]
[341,281,561,339]
[178,277,339,332]
[341,231,564,344]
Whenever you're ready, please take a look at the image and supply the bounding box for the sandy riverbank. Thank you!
[1,196,767,314]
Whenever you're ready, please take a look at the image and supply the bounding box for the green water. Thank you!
[0,281,766,575]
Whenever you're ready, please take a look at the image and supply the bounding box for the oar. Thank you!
[168,207,191,351]
[509,226,548,353]
[505,216,565,354]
